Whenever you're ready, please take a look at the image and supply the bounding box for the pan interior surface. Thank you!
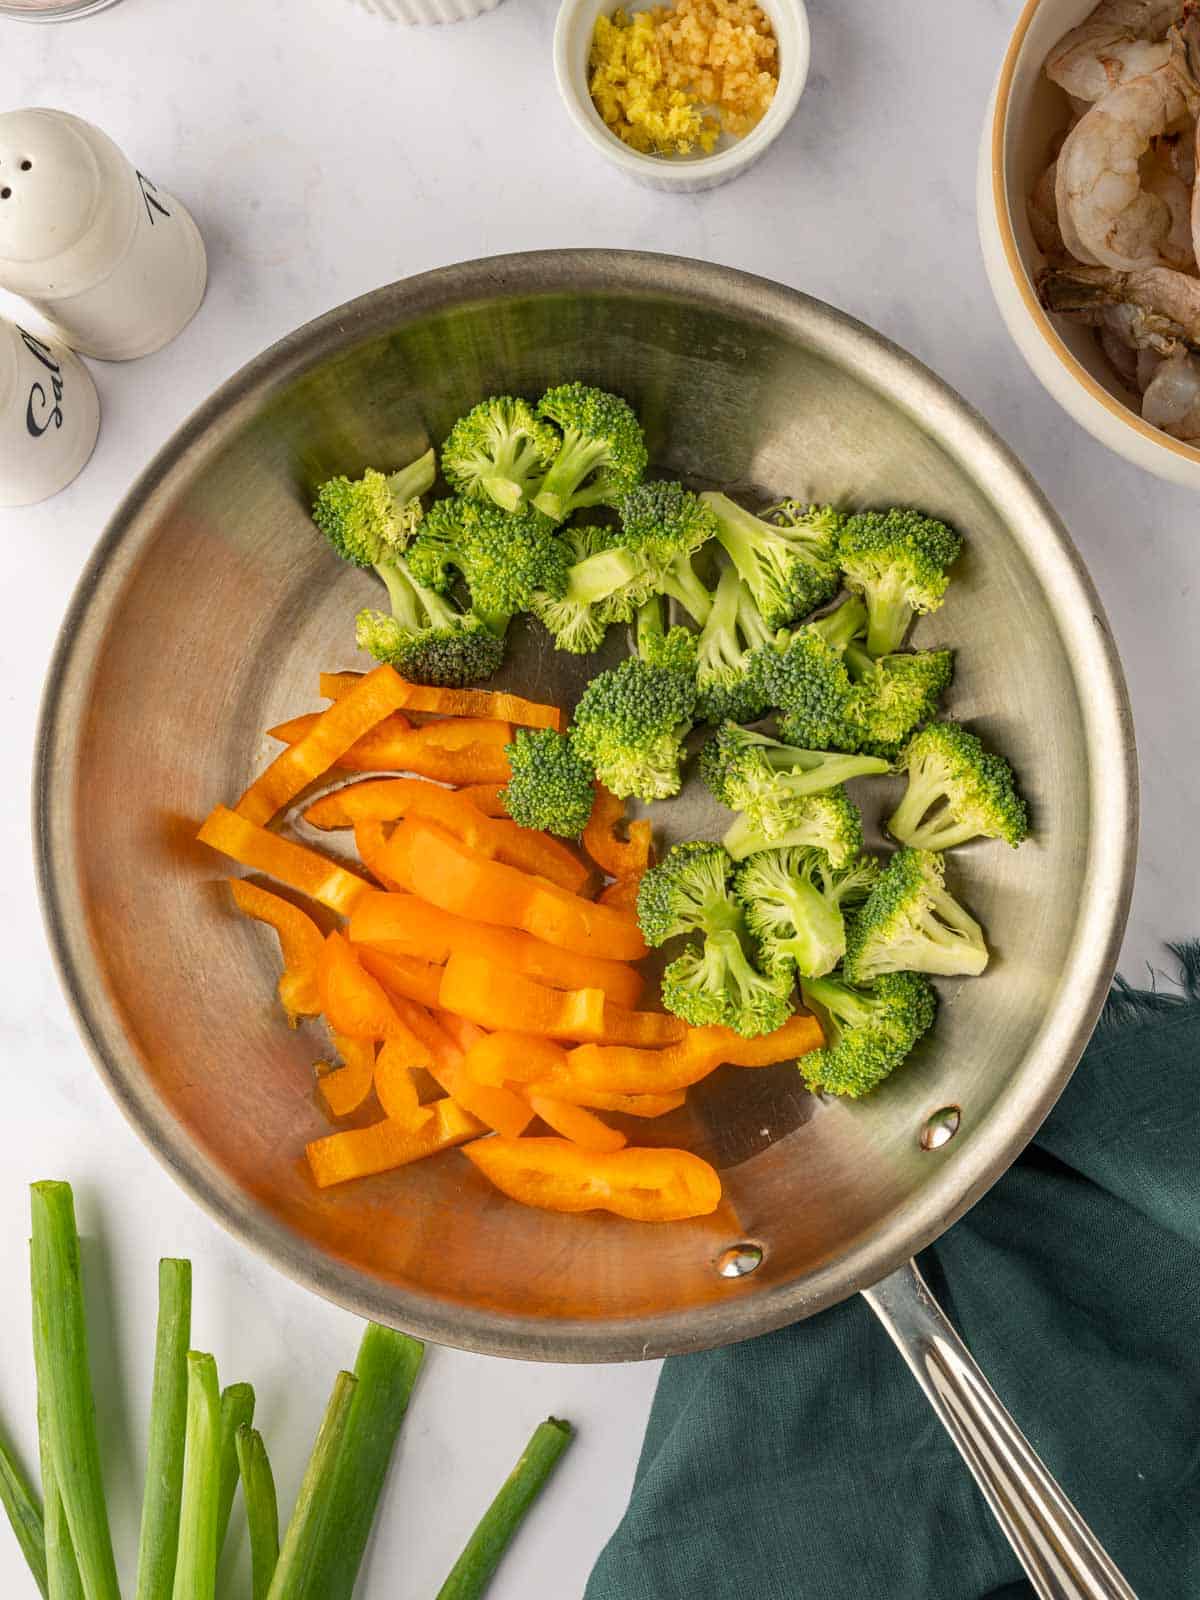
[37,252,1135,1360]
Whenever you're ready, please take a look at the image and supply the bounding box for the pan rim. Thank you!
[33,248,1138,1361]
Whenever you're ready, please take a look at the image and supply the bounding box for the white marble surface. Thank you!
[0,1,1196,1595]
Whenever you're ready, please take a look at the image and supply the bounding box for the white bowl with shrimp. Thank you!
[980,0,1200,487]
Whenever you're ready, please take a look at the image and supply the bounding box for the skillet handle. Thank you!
[862,1260,1137,1600]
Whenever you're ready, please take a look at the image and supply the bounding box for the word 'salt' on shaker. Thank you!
[0,317,100,506]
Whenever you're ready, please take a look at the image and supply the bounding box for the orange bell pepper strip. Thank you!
[355,945,444,1009]
[583,786,653,879]
[352,821,403,890]
[463,1031,569,1087]
[388,819,648,961]
[198,807,370,916]
[525,1095,627,1153]
[305,777,590,895]
[523,1085,686,1117]
[316,1035,377,1119]
[306,1097,484,1189]
[268,716,512,785]
[228,878,323,1022]
[235,665,410,827]
[373,1036,434,1130]
[544,1014,825,1097]
[348,892,644,1008]
[390,1000,533,1139]
[596,1005,687,1048]
[317,931,409,1040]
[438,953,606,1042]
[463,1138,722,1221]
[457,783,509,818]
[597,875,643,911]
[320,671,563,732]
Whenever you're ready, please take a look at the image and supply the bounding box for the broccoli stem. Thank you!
[635,595,666,658]
[435,1419,574,1600]
[888,778,978,850]
[764,751,891,796]
[660,553,713,624]
[135,1259,193,1600]
[565,546,646,606]
[0,1429,48,1599]
[705,493,767,584]
[774,878,846,976]
[388,448,437,508]
[913,893,989,975]
[696,564,741,676]
[863,579,912,657]
[801,974,875,1031]
[29,1182,120,1600]
[374,561,425,630]
[736,585,774,651]
[533,434,610,520]
[811,596,867,651]
[235,1429,279,1600]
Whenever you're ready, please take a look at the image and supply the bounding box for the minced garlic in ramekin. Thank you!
[589,0,778,158]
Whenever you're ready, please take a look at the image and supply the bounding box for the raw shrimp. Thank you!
[1056,20,1200,268]
[1137,345,1167,387]
[1141,343,1200,432]
[1143,146,1197,268]
[1046,0,1183,102]
[1154,122,1196,184]
[1037,261,1200,344]
[1028,161,1067,256]
[1100,306,1143,382]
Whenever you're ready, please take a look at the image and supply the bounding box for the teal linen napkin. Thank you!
[587,947,1200,1600]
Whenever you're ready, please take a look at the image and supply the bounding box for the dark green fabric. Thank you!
[587,953,1200,1600]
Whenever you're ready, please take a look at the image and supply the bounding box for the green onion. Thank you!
[302,1324,424,1600]
[29,1181,120,1600]
[436,1418,574,1600]
[265,1371,357,1600]
[36,1415,82,1600]
[135,1259,192,1600]
[234,1427,279,1600]
[214,1383,255,1561]
[171,1353,221,1600]
[0,1428,48,1598]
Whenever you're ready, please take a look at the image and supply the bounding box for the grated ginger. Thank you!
[588,0,778,158]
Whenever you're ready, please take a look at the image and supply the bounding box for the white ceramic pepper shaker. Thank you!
[0,316,99,507]
[0,108,207,362]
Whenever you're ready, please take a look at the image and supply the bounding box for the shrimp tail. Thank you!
[1037,264,1129,314]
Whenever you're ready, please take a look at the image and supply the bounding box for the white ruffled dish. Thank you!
[347,0,503,24]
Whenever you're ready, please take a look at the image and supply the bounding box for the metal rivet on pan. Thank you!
[716,1242,764,1278]
[920,1105,962,1150]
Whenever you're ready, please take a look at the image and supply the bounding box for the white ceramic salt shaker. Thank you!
[0,108,207,362]
[0,316,99,507]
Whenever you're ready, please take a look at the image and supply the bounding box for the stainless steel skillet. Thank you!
[34,252,1139,1596]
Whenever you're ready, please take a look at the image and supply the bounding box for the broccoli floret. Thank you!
[569,636,696,803]
[837,509,962,657]
[635,594,699,675]
[501,728,596,838]
[311,449,437,567]
[408,496,569,624]
[636,842,793,1037]
[845,644,954,760]
[734,847,881,980]
[700,724,889,836]
[531,526,651,654]
[355,559,505,686]
[615,481,719,623]
[441,396,560,514]
[723,786,864,868]
[799,970,936,1097]
[844,848,988,982]
[702,492,844,629]
[760,597,868,751]
[888,721,1029,850]
[532,383,648,522]
[692,563,777,724]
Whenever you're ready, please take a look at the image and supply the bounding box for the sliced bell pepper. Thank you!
[235,665,410,827]
[316,1035,378,1118]
[438,954,606,1042]
[597,875,643,911]
[373,1037,434,1130]
[388,819,647,961]
[306,1098,484,1188]
[463,1138,722,1221]
[269,715,512,785]
[305,777,590,894]
[523,1085,685,1118]
[348,892,644,1008]
[386,997,534,1139]
[228,878,323,1022]
[317,931,407,1040]
[595,1005,686,1048]
[356,945,444,1010]
[583,786,653,879]
[457,783,510,818]
[525,1095,627,1153]
[463,1031,569,1087]
[320,671,563,732]
[353,821,403,890]
[198,806,370,916]
[544,1014,824,1097]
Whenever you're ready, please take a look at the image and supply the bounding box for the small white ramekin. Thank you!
[979,0,1200,489]
[554,0,809,193]
[347,0,503,24]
